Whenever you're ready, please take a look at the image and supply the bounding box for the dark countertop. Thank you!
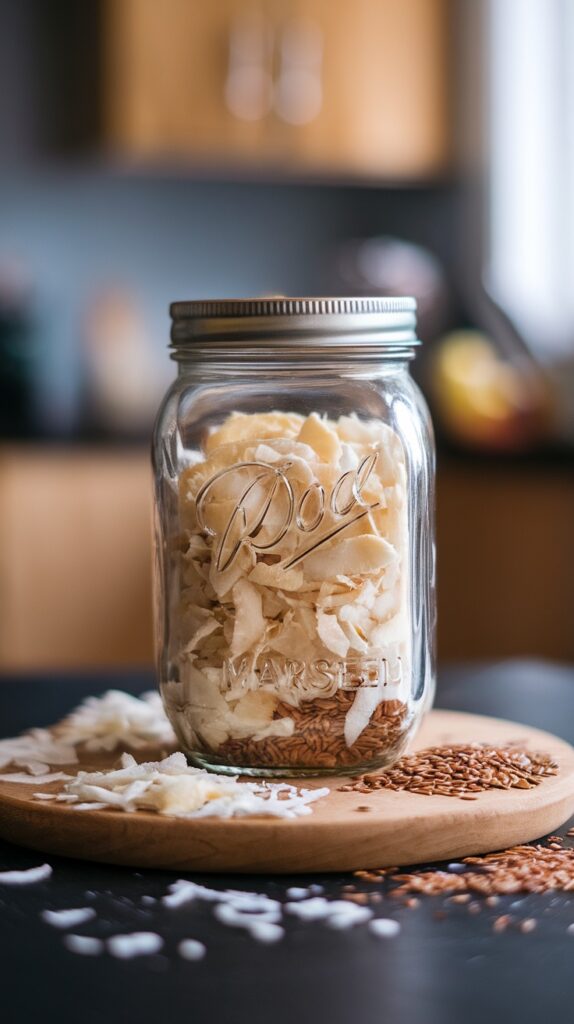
[1,660,573,1024]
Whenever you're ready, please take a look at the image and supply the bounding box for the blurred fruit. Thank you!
[431,331,550,451]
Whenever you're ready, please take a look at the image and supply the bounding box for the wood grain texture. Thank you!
[1,710,573,873]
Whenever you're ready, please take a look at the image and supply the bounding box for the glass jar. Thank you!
[153,298,435,777]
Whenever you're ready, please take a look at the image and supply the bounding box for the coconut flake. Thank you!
[0,771,72,784]
[297,413,342,464]
[214,903,281,932]
[162,880,225,908]
[343,678,385,748]
[303,536,397,581]
[369,918,401,938]
[183,616,221,654]
[316,611,350,658]
[0,729,78,773]
[285,897,373,929]
[248,921,285,944]
[163,879,281,913]
[39,754,328,821]
[25,761,51,776]
[231,579,267,657]
[63,935,104,956]
[178,939,207,961]
[42,907,96,929]
[0,863,52,885]
[285,886,312,900]
[58,690,176,752]
[107,932,163,959]
[165,881,284,943]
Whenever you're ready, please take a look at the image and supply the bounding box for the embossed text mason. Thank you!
[153,298,436,776]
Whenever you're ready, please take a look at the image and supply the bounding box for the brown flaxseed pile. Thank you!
[215,693,411,771]
[386,843,574,896]
[340,742,558,799]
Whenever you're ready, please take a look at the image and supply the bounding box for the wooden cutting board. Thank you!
[1,709,573,873]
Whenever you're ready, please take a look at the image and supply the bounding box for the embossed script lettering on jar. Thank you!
[172,411,412,771]
[195,450,381,574]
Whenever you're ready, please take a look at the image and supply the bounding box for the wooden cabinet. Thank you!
[0,448,153,671]
[104,0,451,179]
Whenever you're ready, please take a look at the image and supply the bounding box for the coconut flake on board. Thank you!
[35,752,328,820]
[0,771,73,785]
[58,690,176,752]
[0,689,176,785]
[0,730,77,776]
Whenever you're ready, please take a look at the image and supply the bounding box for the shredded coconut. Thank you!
[285,897,373,929]
[0,690,175,784]
[164,880,284,943]
[63,935,104,956]
[285,886,312,900]
[0,863,52,885]
[369,918,401,938]
[163,879,280,913]
[166,410,413,771]
[107,932,164,959]
[178,939,206,961]
[0,771,72,785]
[58,690,176,752]
[42,907,96,929]
[162,879,225,908]
[246,921,285,944]
[0,730,77,774]
[40,752,328,820]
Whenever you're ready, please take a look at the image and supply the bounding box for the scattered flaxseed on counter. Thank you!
[341,743,559,800]
[361,842,574,897]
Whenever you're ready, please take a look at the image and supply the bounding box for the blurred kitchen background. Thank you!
[1,0,573,672]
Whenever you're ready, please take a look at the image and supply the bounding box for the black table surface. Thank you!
[1,660,574,1024]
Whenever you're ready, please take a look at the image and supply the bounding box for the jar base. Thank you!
[186,749,405,779]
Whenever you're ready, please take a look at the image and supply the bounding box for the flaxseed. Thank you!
[340,743,558,799]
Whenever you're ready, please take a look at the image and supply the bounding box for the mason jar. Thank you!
[153,298,435,777]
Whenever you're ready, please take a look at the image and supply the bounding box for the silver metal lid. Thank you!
[170,296,418,355]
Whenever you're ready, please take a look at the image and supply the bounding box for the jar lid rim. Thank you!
[170,297,419,354]
[170,296,416,321]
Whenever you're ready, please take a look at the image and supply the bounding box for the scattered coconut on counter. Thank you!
[42,907,96,929]
[0,864,53,885]
[107,932,164,959]
[178,939,207,961]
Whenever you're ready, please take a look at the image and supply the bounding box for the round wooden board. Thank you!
[1,709,574,874]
